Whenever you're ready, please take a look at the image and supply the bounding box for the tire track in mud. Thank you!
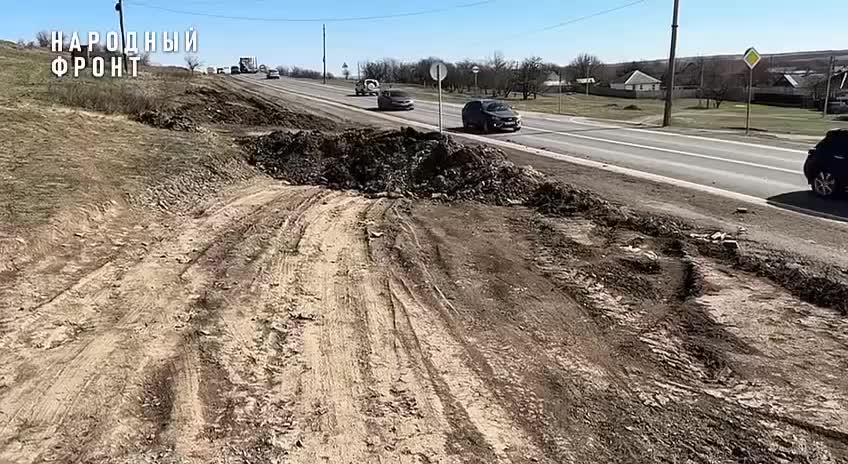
[185,190,546,463]
[0,183,290,463]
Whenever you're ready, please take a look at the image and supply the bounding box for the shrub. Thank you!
[35,31,51,48]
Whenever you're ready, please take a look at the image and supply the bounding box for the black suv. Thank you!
[461,100,521,133]
[804,129,848,197]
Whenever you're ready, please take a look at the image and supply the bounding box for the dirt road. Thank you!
[2,177,848,463]
[0,179,544,463]
[3,43,848,463]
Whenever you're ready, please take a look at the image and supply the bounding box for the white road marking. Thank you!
[284,76,811,155]
[407,106,799,174]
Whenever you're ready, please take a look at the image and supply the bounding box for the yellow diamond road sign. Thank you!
[743,47,762,69]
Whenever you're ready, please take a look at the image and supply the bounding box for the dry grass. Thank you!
[0,40,247,238]
[46,80,164,115]
[0,104,239,233]
[0,40,193,116]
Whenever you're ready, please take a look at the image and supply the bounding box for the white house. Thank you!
[611,70,662,91]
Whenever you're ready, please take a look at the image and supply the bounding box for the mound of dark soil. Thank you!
[623,104,642,111]
[249,127,848,315]
[134,110,198,131]
[177,85,337,130]
[249,127,544,204]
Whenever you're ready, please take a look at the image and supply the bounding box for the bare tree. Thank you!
[185,54,202,73]
[138,52,151,66]
[276,65,289,76]
[517,56,546,100]
[570,53,603,81]
[489,51,512,97]
[35,31,51,48]
[702,58,738,109]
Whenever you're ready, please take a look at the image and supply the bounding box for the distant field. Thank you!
[307,77,848,137]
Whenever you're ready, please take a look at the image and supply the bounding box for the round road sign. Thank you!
[471,65,480,74]
[429,62,448,81]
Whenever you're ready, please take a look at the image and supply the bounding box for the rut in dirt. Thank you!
[0,182,556,463]
[246,127,848,315]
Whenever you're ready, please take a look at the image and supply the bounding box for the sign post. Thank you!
[472,65,480,95]
[430,62,448,133]
[576,77,595,97]
[742,47,762,136]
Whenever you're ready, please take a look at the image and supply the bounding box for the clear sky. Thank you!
[1,0,845,73]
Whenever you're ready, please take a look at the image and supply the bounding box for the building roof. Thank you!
[612,70,662,86]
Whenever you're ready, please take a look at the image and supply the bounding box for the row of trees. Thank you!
[357,52,608,100]
[274,65,334,80]
[355,51,831,107]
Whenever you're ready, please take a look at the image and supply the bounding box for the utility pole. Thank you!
[559,68,563,114]
[662,0,681,127]
[823,56,835,118]
[322,24,327,84]
[698,57,705,108]
[115,0,128,72]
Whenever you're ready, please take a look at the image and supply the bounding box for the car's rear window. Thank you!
[486,102,511,112]
[385,91,410,97]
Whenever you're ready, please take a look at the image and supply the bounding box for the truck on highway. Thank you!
[239,56,259,74]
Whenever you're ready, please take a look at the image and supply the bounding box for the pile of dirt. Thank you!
[248,127,544,204]
[248,127,848,315]
[177,85,337,130]
[133,110,198,131]
[133,83,338,132]
[623,104,642,111]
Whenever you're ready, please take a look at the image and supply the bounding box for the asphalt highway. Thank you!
[240,74,813,201]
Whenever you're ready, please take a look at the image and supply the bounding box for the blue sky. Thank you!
[1,0,845,72]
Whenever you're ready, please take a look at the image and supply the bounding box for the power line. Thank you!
[125,0,498,23]
[501,0,650,41]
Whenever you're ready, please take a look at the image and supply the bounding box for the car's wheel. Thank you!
[812,170,840,198]
[482,120,491,134]
[513,127,521,132]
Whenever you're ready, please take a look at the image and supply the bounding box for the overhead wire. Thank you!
[125,0,499,22]
[500,0,650,41]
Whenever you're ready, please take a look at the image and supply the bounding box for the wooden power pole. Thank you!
[823,56,835,118]
[115,0,128,71]
[322,24,327,84]
[662,0,681,127]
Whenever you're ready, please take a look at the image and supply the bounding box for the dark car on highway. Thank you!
[377,90,414,111]
[804,129,848,198]
[462,100,521,133]
[230,66,240,75]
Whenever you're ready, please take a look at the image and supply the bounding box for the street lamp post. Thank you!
[472,65,480,95]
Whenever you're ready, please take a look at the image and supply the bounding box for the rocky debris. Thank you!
[735,207,749,214]
[248,127,544,205]
[711,232,727,241]
[722,240,740,250]
[134,110,198,132]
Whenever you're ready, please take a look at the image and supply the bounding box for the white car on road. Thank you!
[355,79,380,96]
